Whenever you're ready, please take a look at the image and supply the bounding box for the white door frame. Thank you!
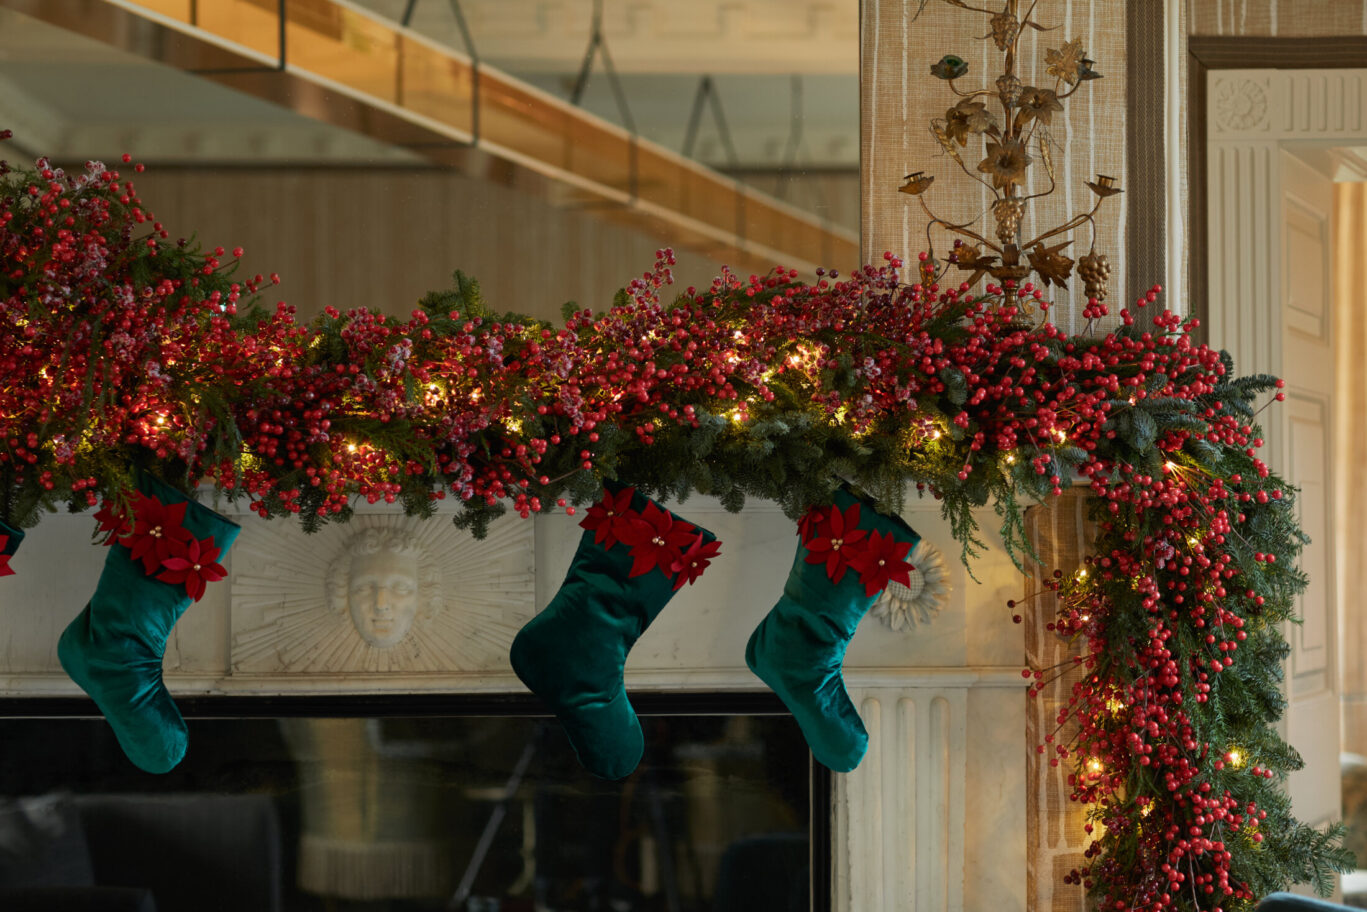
[1206,66,1367,835]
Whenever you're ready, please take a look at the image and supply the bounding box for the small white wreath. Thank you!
[871,539,951,630]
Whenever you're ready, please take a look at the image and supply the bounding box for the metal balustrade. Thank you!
[0,0,859,275]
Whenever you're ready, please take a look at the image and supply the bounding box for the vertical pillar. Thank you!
[1022,492,1093,912]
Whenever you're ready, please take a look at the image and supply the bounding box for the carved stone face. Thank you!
[346,546,420,647]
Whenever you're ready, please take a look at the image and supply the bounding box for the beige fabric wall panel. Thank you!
[1191,0,1367,36]
[861,0,1128,333]
[128,168,726,323]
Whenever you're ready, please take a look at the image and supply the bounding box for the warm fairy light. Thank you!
[346,443,358,453]
[505,418,523,434]
[1164,460,1178,472]
[728,408,745,425]
[732,330,745,342]
[1226,749,1245,768]
[930,429,943,441]
[787,345,820,370]
[1140,803,1153,817]
[1005,453,1016,465]
[1077,568,1088,580]
[155,415,167,427]
[1106,697,1125,714]
[1052,429,1068,443]
[1086,757,1105,777]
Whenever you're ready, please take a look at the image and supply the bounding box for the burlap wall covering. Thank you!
[1023,490,1095,912]
[859,0,1129,337]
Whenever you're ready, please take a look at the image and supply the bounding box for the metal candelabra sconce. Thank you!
[900,0,1118,307]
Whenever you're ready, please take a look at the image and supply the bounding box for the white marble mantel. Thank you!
[0,492,1029,911]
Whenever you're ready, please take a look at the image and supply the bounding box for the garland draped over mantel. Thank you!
[0,144,1351,908]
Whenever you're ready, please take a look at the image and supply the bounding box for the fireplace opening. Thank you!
[0,694,829,912]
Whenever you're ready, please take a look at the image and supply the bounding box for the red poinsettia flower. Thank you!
[848,529,915,597]
[796,503,831,543]
[125,492,193,575]
[0,535,13,577]
[803,501,867,583]
[668,532,723,591]
[156,535,227,602]
[620,501,697,579]
[93,498,133,545]
[579,486,640,549]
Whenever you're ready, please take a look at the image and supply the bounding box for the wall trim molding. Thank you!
[1125,0,1166,307]
[1187,36,1367,337]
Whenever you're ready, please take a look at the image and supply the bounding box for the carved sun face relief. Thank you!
[229,514,535,675]
[329,529,429,648]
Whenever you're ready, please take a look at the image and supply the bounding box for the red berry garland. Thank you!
[0,144,1348,908]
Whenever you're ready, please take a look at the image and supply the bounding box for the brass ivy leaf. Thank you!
[944,98,999,145]
[1027,240,1075,288]
[953,245,998,270]
[1045,37,1085,85]
[952,244,997,289]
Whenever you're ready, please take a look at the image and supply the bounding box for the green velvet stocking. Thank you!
[745,487,920,772]
[58,475,240,773]
[0,518,23,573]
[510,487,716,780]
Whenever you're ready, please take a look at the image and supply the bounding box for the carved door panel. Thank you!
[1279,150,1340,839]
